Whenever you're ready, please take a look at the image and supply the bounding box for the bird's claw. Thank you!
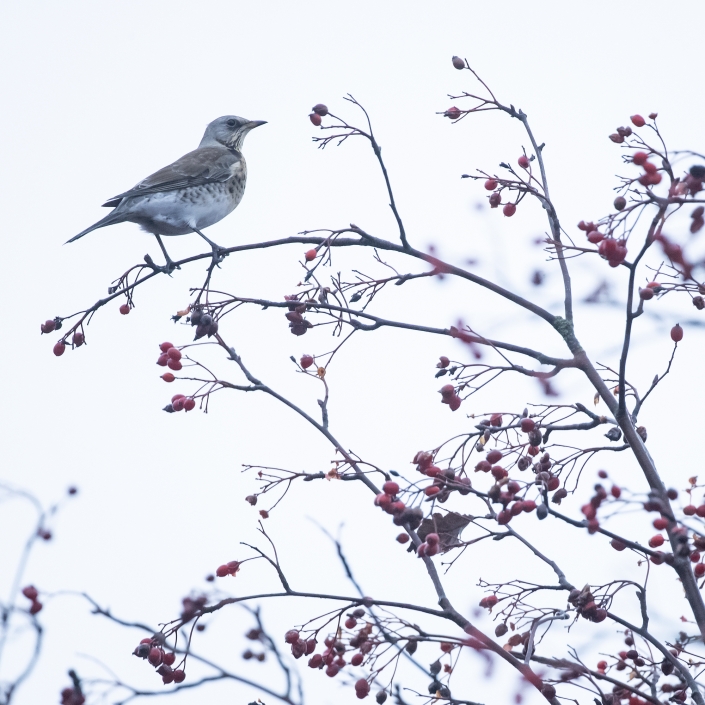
[144,253,180,275]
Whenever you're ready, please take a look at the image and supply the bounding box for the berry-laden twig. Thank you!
[47,57,705,705]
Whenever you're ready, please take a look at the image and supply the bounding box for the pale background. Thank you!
[1,1,704,704]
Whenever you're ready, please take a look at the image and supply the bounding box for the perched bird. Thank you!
[68,115,266,270]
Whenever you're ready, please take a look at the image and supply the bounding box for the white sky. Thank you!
[1,1,705,704]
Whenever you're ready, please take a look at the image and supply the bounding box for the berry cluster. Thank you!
[60,687,85,705]
[438,384,461,411]
[309,103,328,127]
[413,451,471,502]
[578,221,628,268]
[290,614,388,701]
[215,560,240,578]
[284,295,313,336]
[44,318,87,356]
[156,341,183,372]
[632,150,662,187]
[374,481,423,530]
[190,306,219,340]
[133,638,185,684]
[568,585,607,623]
[21,585,42,615]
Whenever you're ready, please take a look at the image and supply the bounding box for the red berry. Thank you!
[451,56,465,70]
[383,481,399,496]
[448,395,461,411]
[157,353,168,366]
[309,113,322,126]
[648,534,665,548]
[351,652,364,666]
[161,373,175,383]
[167,347,182,361]
[611,485,621,498]
[308,654,323,668]
[653,518,668,530]
[489,192,501,208]
[72,331,84,347]
[172,397,185,412]
[697,505,705,518]
[285,630,300,644]
[312,104,328,116]
[173,670,185,683]
[518,155,530,169]
[445,106,461,120]
[300,354,314,369]
[325,664,339,677]
[490,413,503,427]
[163,652,176,666]
[345,617,357,629]
[522,500,537,513]
[484,178,498,190]
[486,449,502,464]
[479,595,498,609]
[632,152,648,165]
[426,533,439,546]
[497,509,512,525]
[355,679,370,698]
[214,565,228,577]
[41,319,56,334]
[587,230,604,244]
[611,539,627,551]
[695,563,705,578]
[614,196,627,211]
[167,358,182,371]
[424,486,441,497]
[491,465,507,480]
[305,249,317,262]
[29,600,43,614]
[119,304,130,315]
[630,114,645,127]
[670,324,683,342]
[396,533,410,544]
[22,586,38,600]
[502,203,516,217]
[184,398,196,412]
[598,470,608,479]
[159,342,174,352]
[53,340,66,357]
[684,505,697,516]
[639,287,654,301]
[148,647,163,666]
[520,418,535,433]
[439,384,455,400]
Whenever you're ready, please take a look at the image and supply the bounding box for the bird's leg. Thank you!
[192,228,229,266]
[154,235,180,273]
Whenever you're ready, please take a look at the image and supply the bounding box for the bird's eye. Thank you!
[226,119,237,127]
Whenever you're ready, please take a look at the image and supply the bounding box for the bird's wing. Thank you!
[102,147,244,207]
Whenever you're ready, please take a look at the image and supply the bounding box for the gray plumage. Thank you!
[68,115,266,265]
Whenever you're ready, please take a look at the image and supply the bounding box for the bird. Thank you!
[68,115,266,271]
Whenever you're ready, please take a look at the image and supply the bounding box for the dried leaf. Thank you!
[317,367,326,379]
[594,392,600,406]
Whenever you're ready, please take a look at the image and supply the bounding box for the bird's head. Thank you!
[200,115,267,151]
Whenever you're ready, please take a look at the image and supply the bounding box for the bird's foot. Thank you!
[144,253,180,275]
[209,244,229,268]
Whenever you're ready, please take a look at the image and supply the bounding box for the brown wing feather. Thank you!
[102,147,242,206]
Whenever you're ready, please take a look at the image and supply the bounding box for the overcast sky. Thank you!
[1,2,704,704]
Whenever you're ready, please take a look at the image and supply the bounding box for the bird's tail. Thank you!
[66,211,126,244]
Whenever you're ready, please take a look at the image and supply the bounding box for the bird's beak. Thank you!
[244,120,267,131]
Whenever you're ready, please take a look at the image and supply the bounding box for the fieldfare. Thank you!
[68,115,266,270]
